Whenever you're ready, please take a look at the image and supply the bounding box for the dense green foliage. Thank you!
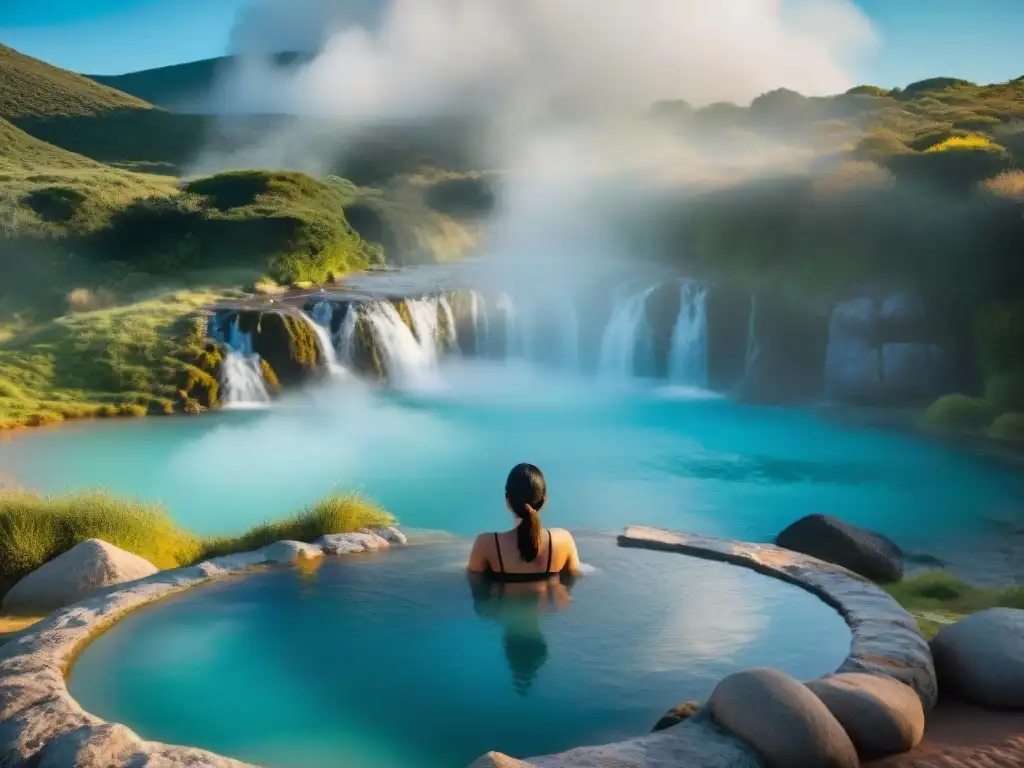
[0,489,393,604]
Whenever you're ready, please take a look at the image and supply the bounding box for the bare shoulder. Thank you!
[549,528,576,544]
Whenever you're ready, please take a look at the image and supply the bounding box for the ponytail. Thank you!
[515,502,543,562]
[505,463,547,563]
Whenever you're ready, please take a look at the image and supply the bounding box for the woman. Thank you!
[467,463,582,579]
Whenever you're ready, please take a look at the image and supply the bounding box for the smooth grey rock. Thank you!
[776,514,903,582]
[652,701,702,732]
[468,753,537,768]
[806,673,924,759]
[528,716,762,768]
[261,540,323,564]
[2,540,157,614]
[315,531,390,555]
[931,608,1024,710]
[371,526,409,545]
[709,668,858,768]
[618,526,937,710]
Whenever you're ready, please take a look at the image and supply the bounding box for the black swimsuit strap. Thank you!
[493,532,504,573]
[546,529,553,573]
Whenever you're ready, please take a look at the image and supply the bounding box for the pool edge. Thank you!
[0,526,937,768]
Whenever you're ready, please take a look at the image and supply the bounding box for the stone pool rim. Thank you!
[0,526,936,768]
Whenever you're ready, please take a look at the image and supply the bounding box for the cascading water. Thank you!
[438,296,461,355]
[364,301,441,389]
[556,297,580,371]
[744,293,762,381]
[667,281,709,388]
[209,316,271,408]
[469,292,490,356]
[495,293,518,359]
[305,302,348,379]
[598,285,658,381]
[407,299,442,365]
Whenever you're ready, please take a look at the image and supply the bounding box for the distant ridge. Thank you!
[87,52,311,110]
[0,43,153,118]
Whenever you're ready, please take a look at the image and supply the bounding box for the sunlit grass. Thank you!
[885,570,1024,638]
[0,489,394,607]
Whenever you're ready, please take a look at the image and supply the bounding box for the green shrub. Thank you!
[886,144,1011,192]
[922,394,996,430]
[989,413,1024,441]
[845,85,889,97]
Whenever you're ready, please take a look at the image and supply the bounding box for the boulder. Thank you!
[652,700,702,732]
[467,753,536,768]
[2,539,157,614]
[776,514,903,582]
[930,608,1024,710]
[709,668,858,768]
[806,673,925,759]
[261,540,324,564]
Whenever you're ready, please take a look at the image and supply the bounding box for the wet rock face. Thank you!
[776,514,904,583]
[245,311,323,387]
[736,292,829,404]
[704,283,751,392]
[824,292,950,405]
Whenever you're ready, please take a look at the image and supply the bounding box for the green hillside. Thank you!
[0,43,152,118]
[86,52,308,109]
[88,57,225,108]
[0,117,102,172]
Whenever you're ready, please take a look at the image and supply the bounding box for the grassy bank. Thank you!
[885,570,1024,638]
[0,488,393,605]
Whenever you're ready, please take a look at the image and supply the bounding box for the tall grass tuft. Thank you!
[200,493,393,560]
[0,489,394,600]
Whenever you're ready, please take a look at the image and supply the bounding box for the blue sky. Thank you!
[0,0,1021,87]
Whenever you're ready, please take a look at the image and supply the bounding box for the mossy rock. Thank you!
[249,312,323,388]
[922,394,996,430]
[989,413,1024,442]
[975,303,1024,378]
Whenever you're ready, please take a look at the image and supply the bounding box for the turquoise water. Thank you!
[0,360,1021,577]
[69,536,852,767]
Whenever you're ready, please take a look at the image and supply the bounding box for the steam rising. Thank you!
[192,0,878,273]
[224,0,875,119]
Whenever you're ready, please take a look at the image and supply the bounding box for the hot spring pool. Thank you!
[68,536,851,767]
[1,361,1022,581]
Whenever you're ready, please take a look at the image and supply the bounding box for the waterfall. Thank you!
[304,303,348,379]
[470,292,490,356]
[667,281,709,388]
[557,298,580,371]
[406,298,442,365]
[438,296,461,355]
[743,293,762,380]
[496,293,517,358]
[364,301,440,388]
[211,315,271,408]
[598,285,658,380]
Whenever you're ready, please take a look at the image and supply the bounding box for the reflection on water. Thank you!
[468,573,577,695]
[666,453,892,486]
[69,538,852,767]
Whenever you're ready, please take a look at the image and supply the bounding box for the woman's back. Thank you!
[467,463,583,580]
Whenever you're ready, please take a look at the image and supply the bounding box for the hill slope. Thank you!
[0,44,153,118]
[89,57,226,109]
[0,117,103,172]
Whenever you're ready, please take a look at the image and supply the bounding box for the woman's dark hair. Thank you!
[505,463,547,562]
